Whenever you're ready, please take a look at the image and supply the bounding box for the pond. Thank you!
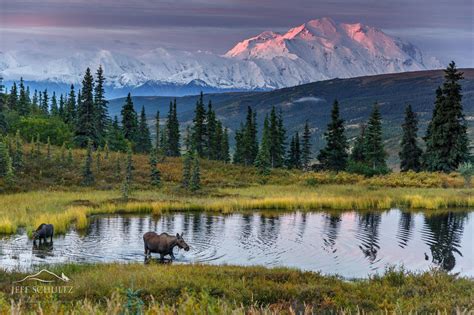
[0,209,472,278]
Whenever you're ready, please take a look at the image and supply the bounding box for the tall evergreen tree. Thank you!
[0,77,6,134]
[50,92,59,116]
[149,148,161,187]
[107,116,128,152]
[287,132,302,169]
[65,84,77,125]
[166,99,180,156]
[94,65,109,144]
[58,94,65,120]
[350,125,367,163]
[192,92,207,157]
[399,104,422,172]
[364,103,387,170]
[268,107,286,168]
[7,82,17,111]
[18,78,30,116]
[234,106,258,166]
[76,68,98,147]
[182,150,192,189]
[423,62,469,172]
[155,110,160,150]
[301,121,312,170]
[121,93,138,144]
[206,100,218,159]
[318,100,348,171]
[40,89,49,115]
[255,116,272,175]
[136,106,152,153]
[0,140,14,183]
[221,127,230,163]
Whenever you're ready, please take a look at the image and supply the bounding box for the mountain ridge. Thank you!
[1,18,441,97]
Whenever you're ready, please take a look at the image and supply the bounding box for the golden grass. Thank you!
[0,184,472,235]
[1,263,473,313]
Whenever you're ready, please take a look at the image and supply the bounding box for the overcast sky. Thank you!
[1,0,473,66]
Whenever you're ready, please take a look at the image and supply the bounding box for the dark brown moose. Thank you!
[143,232,190,260]
[33,223,54,244]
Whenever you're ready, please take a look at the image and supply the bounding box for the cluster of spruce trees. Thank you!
[0,61,471,188]
[316,62,471,175]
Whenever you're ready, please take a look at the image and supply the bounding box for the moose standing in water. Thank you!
[143,232,190,261]
[33,223,54,245]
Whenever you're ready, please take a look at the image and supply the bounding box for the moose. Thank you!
[33,223,54,245]
[143,232,190,261]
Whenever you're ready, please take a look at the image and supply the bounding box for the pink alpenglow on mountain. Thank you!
[0,18,441,91]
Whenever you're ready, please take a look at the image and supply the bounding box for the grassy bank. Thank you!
[0,184,472,235]
[1,263,472,313]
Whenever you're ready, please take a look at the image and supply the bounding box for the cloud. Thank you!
[293,97,326,103]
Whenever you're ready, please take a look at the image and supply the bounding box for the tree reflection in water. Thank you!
[422,212,467,271]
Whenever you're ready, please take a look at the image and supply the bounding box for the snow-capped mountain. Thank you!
[0,18,441,96]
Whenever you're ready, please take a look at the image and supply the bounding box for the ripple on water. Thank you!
[0,210,472,277]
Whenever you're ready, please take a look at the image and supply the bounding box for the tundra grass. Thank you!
[0,184,472,235]
[0,263,472,313]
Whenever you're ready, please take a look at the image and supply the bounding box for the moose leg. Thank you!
[170,253,176,260]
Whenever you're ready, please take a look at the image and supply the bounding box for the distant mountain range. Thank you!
[1,18,441,97]
[108,69,474,167]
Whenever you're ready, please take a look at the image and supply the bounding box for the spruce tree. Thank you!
[255,116,271,175]
[12,131,23,172]
[31,89,39,114]
[121,143,133,200]
[121,93,138,145]
[221,127,230,163]
[0,77,7,134]
[318,100,348,171]
[18,78,30,116]
[350,125,367,163]
[81,140,94,186]
[65,84,77,125]
[192,92,207,157]
[364,103,387,171]
[236,106,258,166]
[0,140,14,184]
[40,89,49,115]
[190,152,201,192]
[155,110,160,150]
[423,62,469,172]
[149,148,161,187]
[182,150,192,189]
[287,132,302,169]
[399,104,422,172]
[268,107,285,168]
[166,99,180,156]
[50,92,59,116]
[58,94,65,120]
[94,65,109,144]
[301,121,312,170]
[206,100,217,159]
[136,106,152,153]
[107,116,128,152]
[7,82,17,111]
[76,68,98,147]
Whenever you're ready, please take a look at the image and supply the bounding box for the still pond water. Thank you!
[0,209,472,278]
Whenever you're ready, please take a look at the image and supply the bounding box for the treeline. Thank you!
[0,62,472,190]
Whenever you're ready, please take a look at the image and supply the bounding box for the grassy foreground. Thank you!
[1,263,473,314]
[0,184,473,235]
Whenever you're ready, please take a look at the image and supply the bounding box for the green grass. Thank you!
[0,184,472,235]
[1,263,472,313]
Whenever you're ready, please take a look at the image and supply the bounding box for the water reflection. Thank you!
[422,212,467,271]
[396,212,414,248]
[356,213,381,263]
[0,210,472,278]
